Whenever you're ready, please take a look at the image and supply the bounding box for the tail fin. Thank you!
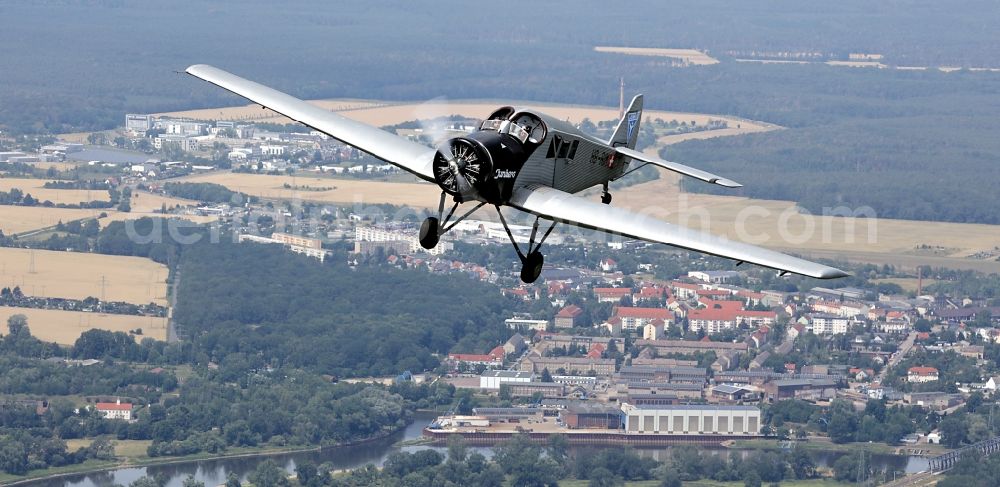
[608,94,643,149]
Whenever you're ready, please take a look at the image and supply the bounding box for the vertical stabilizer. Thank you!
[608,94,643,149]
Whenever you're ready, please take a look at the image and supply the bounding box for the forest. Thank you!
[173,237,519,377]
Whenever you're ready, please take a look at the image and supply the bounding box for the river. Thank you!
[21,412,929,487]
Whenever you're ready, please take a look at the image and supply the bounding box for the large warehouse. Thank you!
[479,370,533,390]
[621,404,761,435]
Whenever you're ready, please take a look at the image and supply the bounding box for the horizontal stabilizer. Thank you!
[615,147,741,188]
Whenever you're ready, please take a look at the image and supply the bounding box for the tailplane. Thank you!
[608,94,643,149]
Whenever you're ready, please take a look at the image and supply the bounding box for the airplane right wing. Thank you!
[509,184,848,279]
[185,64,437,182]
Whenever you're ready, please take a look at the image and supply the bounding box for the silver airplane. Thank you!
[185,65,849,283]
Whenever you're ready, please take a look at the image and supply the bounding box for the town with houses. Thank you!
[6,110,1000,461]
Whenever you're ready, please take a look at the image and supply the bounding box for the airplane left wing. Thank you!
[509,185,848,279]
[185,64,436,182]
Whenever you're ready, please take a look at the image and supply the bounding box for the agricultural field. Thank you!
[177,172,438,207]
[0,178,110,204]
[0,191,214,236]
[593,46,721,65]
[0,306,166,344]
[0,206,108,235]
[0,247,168,305]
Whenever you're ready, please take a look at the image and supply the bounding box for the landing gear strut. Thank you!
[601,182,612,205]
[419,192,485,250]
[496,207,557,284]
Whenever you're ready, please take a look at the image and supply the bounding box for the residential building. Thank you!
[521,356,616,376]
[449,353,502,369]
[94,400,133,421]
[907,366,939,383]
[687,271,741,284]
[613,307,673,331]
[554,305,585,328]
[594,287,631,303]
[808,314,851,335]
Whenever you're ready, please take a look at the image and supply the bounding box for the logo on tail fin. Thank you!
[626,111,639,141]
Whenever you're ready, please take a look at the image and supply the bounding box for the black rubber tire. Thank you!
[520,251,544,283]
[419,217,439,249]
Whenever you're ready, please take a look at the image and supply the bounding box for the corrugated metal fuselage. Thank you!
[496,110,632,201]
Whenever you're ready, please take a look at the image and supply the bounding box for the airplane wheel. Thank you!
[520,251,544,283]
[601,192,612,205]
[419,217,439,249]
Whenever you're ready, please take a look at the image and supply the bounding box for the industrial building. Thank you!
[479,370,533,390]
[561,403,622,429]
[621,404,761,435]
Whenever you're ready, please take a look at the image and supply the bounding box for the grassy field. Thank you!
[594,46,721,65]
[0,178,110,204]
[0,247,168,305]
[65,439,153,459]
[0,306,166,344]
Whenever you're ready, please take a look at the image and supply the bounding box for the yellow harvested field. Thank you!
[0,206,109,234]
[178,172,438,207]
[0,306,165,345]
[0,247,168,305]
[594,46,720,65]
[0,178,109,204]
[1,191,212,235]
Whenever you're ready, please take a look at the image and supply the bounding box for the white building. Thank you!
[688,271,741,284]
[808,314,851,335]
[505,317,549,331]
[479,370,534,390]
[355,225,452,256]
[95,399,133,421]
[621,404,761,435]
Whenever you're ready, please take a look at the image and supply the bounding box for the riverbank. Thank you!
[726,438,948,457]
[0,445,317,487]
[0,424,410,487]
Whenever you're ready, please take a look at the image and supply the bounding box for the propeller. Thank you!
[433,138,492,199]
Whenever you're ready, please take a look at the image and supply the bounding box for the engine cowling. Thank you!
[433,110,546,204]
[432,137,493,202]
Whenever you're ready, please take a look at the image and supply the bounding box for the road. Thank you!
[880,331,918,383]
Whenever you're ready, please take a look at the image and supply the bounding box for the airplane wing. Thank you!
[615,146,742,188]
[509,184,848,279]
[185,64,437,182]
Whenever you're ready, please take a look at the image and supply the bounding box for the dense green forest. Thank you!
[174,238,518,376]
[163,182,249,204]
